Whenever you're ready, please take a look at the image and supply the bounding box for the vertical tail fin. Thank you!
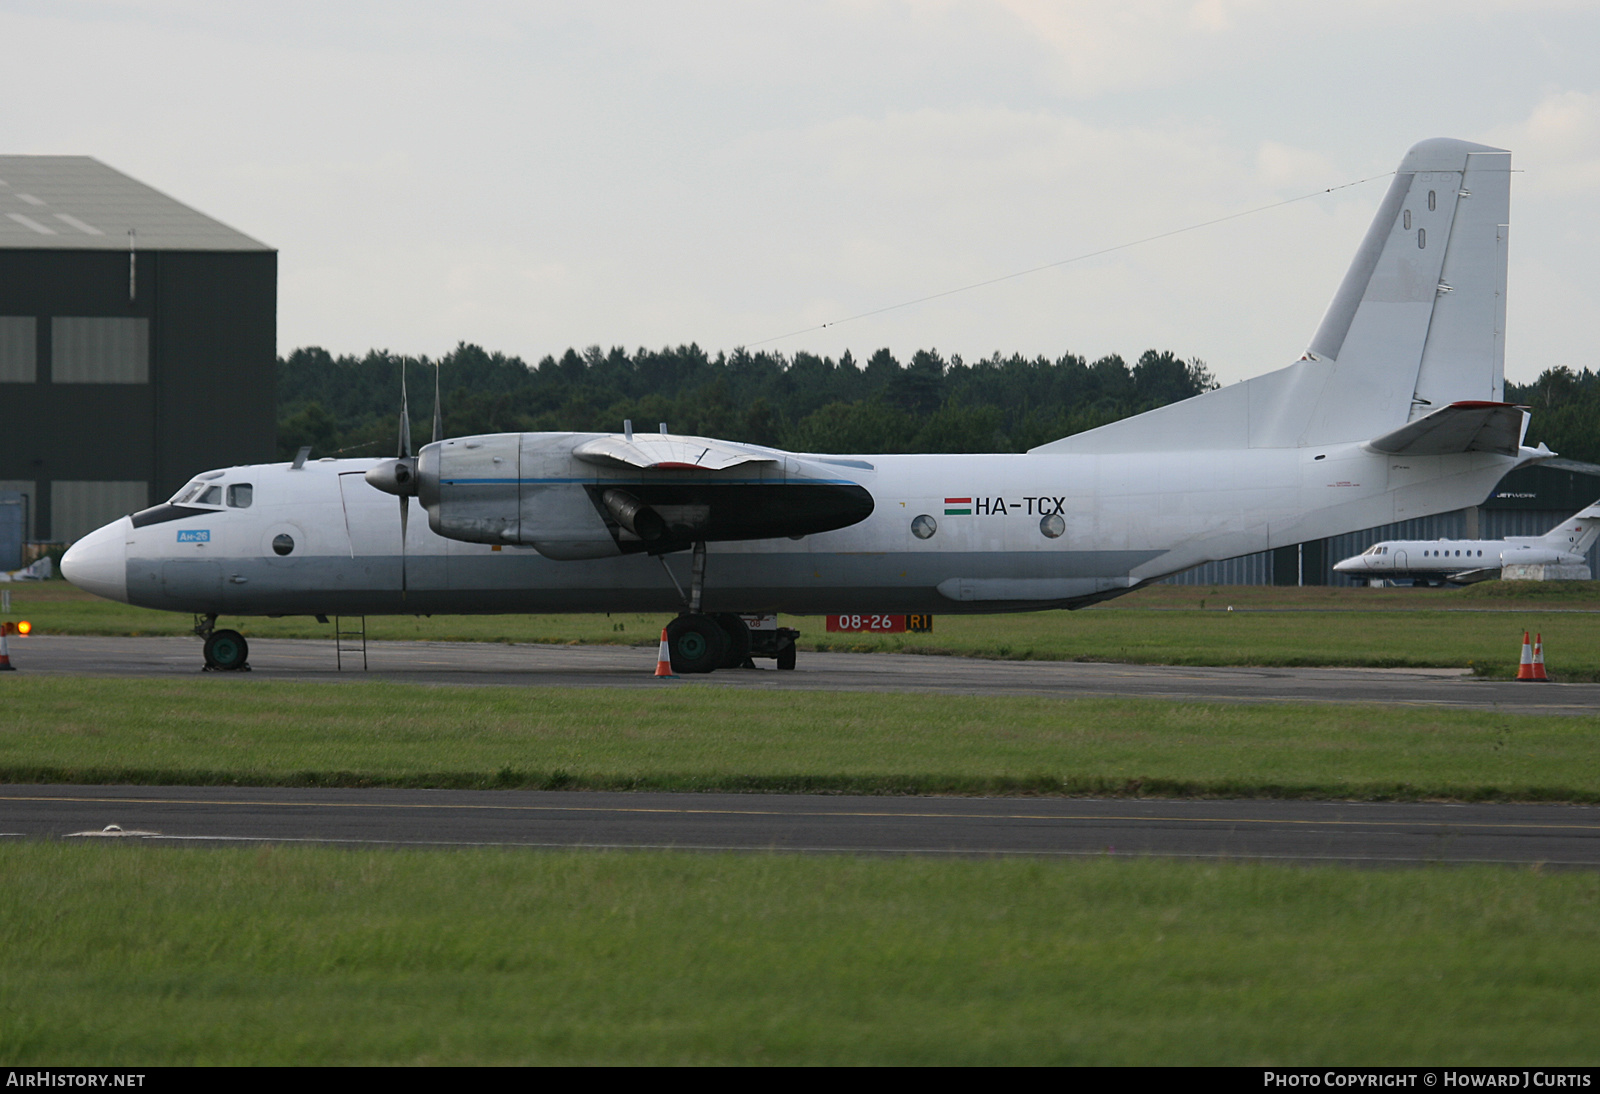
[1031,138,1512,455]
[1540,502,1600,554]
[1300,138,1511,443]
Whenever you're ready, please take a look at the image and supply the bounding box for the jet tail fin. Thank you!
[1539,501,1600,554]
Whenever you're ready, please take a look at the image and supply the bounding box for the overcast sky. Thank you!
[4,1,1599,385]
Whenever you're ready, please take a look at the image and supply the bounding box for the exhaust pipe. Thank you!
[602,489,666,542]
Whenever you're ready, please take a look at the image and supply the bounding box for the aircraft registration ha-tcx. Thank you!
[63,138,1551,674]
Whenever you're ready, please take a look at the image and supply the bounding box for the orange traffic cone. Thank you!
[1532,633,1549,681]
[653,627,677,678]
[1516,631,1536,681]
[0,630,13,672]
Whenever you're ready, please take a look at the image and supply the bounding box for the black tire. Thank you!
[666,614,728,674]
[776,641,796,671]
[204,629,249,671]
[713,613,752,669]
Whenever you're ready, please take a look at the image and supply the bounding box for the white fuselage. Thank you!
[63,436,1524,618]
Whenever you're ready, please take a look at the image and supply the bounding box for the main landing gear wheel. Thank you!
[203,629,250,671]
[665,614,728,675]
[713,613,752,669]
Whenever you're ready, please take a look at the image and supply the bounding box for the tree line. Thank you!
[1506,367,1600,464]
[276,343,1597,464]
[276,343,1218,460]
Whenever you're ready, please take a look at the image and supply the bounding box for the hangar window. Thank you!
[227,484,253,508]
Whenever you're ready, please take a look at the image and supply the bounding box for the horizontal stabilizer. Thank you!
[573,434,778,472]
[1361,401,1524,457]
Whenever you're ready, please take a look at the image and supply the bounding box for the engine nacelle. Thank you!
[415,431,875,560]
[1499,547,1576,567]
[420,434,622,559]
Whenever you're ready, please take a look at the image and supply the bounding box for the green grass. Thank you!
[9,582,1600,678]
[1,844,1596,1065]
[1458,579,1600,601]
[3,677,1598,801]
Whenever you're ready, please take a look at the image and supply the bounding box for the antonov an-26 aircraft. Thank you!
[62,137,1550,673]
[1332,502,1600,585]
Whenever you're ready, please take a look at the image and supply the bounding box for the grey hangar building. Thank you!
[0,156,275,567]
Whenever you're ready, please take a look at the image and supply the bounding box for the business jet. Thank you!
[1333,502,1600,585]
[63,137,1550,673]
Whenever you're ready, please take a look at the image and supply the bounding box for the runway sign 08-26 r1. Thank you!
[826,615,933,633]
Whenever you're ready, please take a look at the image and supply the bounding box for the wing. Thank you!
[572,433,779,471]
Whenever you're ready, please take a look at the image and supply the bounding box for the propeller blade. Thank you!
[399,495,409,597]
[399,360,413,458]
[432,361,443,445]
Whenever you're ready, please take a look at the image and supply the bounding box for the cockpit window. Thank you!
[169,479,233,507]
[227,484,253,508]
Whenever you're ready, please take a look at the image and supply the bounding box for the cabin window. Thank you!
[1428,190,1437,211]
[1417,228,1426,249]
[910,514,937,540]
[172,481,205,504]
[1404,210,1412,230]
[227,484,253,509]
[272,534,295,556]
[196,486,222,506]
[1040,514,1065,539]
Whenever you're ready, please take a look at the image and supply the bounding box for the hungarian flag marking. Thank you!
[944,497,971,515]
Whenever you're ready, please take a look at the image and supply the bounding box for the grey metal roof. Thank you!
[0,156,271,252]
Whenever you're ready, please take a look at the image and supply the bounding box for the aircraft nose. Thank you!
[61,517,131,603]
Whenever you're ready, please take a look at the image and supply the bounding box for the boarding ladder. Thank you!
[334,615,368,671]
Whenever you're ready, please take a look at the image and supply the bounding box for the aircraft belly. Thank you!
[126,545,1160,616]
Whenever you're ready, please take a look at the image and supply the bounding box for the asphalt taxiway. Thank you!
[7,636,1600,864]
[5,785,1600,866]
[13,633,1600,715]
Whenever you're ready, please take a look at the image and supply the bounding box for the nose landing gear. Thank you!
[195,613,251,671]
